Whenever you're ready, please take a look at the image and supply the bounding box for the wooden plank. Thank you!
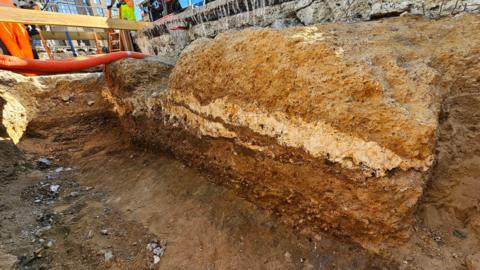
[0,7,151,30]
[37,30,53,58]
[93,32,102,54]
[32,31,108,40]
[120,30,134,51]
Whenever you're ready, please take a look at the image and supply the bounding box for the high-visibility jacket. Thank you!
[120,0,136,21]
[0,0,34,58]
[0,0,12,6]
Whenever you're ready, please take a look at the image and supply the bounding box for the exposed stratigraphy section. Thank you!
[107,15,480,250]
[168,30,440,176]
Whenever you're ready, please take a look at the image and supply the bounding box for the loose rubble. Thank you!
[147,240,167,264]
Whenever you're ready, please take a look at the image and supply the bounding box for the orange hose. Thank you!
[0,51,145,75]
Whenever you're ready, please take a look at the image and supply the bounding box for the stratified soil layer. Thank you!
[105,14,480,250]
[0,71,109,143]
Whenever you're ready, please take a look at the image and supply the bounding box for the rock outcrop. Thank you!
[107,14,480,250]
[136,0,480,57]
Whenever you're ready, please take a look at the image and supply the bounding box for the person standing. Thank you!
[108,0,136,21]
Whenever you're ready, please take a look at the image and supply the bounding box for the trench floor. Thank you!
[1,114,396,269]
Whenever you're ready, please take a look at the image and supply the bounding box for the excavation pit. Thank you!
[0,13,480,269]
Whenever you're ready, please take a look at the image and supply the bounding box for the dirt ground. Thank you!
[1,110,398,270]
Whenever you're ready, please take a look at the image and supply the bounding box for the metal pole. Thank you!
[65,31,78,57]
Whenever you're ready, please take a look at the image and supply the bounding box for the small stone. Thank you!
[62,94,74,102]
[69,191,80,197]
[453,229,466,239]
[104,249,114,262]
[87,100,95,106]
[37,158,51,169]
[50,184,60,193]
[54,167,64,173]
[153,246,165,256]
[45,240,54,248]
[433,235,442,242]
[466,253,480,270]
[313,234,322,241]
[153,255,160,264]
[85,230,94,239]
[100,229,109,235]
[33,248,43,258]
[146,242,157,252]
[35,225,52,237]
[284,251,292,262]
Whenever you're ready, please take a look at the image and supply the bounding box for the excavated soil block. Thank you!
[106,15,480,249]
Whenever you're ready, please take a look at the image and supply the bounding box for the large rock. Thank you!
[107,14,480,250]
[294,0,455,25]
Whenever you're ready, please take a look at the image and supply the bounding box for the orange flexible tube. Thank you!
[0,51,145,75]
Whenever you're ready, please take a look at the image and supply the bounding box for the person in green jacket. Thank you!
[108,0,136,21]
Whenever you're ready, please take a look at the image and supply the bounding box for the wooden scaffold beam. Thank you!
[0,7,151,30]
[32,31,109,41]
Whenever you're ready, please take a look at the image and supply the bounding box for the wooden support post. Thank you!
[32,5,53,59]
[119,30,134,51]
[37,28,53,59]
[107,8,115,52]
[93,32,102,54]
